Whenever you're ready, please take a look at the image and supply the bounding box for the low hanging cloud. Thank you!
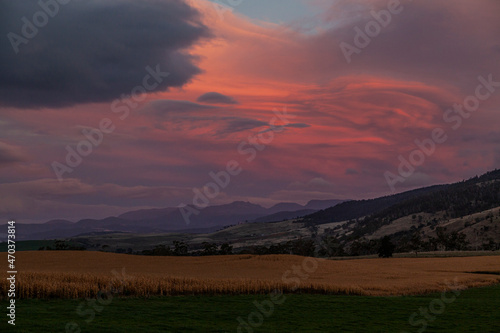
[141,99,310,136]
[216,118,268,135]
[0,141,26,166]
[0,178,191,222]
[197,92,239,105]
[143,99,217,116]
[0,0,210,109]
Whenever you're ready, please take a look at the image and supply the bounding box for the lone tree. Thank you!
[410,232,422,257]
[378,236,395,258]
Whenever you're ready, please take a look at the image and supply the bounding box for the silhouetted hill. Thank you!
[10,170,500,243]
[304,185,447,225]
[7,199,342,240]
[346,169,500,238]
[119,208,178,220]
[44,219,74,225]
[268,202,304,213]
[252,209,316,223]
[304,199,346,210]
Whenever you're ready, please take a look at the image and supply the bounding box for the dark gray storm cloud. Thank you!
[197,92,239,104]
[0,0,210,108]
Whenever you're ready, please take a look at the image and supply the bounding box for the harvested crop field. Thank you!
[2,251,500,298]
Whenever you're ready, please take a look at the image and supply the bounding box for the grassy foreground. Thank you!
[1,284,499,333]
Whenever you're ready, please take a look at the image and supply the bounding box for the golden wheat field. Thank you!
[2,251,500,299]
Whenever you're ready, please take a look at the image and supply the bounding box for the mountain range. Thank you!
[5,199,344,240]
[5,169,500,245]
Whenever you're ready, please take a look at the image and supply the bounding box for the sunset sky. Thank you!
[1,0,499,223]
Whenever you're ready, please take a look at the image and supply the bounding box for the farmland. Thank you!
[63,219,314,254]
[2,251,500,299]
[1,284,500,332]
[1,252,500,332]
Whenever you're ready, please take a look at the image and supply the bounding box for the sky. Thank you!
[1,0,500,223]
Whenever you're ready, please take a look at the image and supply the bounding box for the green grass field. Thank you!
[1,284,499,332]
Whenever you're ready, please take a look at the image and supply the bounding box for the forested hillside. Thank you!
[345,170,500,238]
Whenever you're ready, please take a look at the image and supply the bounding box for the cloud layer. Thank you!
[1,0,499,223]
[197,92,239,104]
